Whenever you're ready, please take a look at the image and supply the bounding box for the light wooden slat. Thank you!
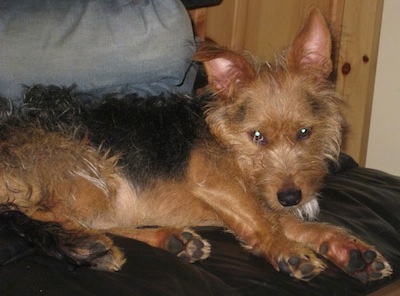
[203,0,383,165]
[335,0,384,165]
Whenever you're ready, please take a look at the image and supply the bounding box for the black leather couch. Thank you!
[0,1,399,295]
[1,154,399,295]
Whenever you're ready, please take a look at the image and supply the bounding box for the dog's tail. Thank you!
[0,204,118,269]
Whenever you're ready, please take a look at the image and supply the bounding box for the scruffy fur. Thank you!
[0,9,392,281]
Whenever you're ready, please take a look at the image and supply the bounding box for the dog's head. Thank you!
[195,8,345,220]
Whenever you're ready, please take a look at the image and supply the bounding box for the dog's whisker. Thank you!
[290,199,320,221]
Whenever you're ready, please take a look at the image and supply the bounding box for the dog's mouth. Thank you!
[288,198,320,221]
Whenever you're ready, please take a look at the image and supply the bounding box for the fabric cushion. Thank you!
[0,0,196,104]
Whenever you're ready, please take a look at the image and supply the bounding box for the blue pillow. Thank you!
[0,0,196,103]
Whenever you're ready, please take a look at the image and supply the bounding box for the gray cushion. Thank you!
[0,0,196,103]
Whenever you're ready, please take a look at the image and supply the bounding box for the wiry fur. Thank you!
[0,9,392,282]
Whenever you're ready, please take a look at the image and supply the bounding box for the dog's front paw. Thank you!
[166,229,210,262]
[276,251,326,281]
[319,235,392,282]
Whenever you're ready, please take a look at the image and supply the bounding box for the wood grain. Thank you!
[198,0,384,165]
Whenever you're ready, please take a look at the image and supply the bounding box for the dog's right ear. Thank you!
[194,43,256,100]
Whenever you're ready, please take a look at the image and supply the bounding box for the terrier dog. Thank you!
[0,8,392,282]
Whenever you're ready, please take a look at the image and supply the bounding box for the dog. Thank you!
[0,8,392,282]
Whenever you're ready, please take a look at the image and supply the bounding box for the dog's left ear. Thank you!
[287,8,332,78]
[194,42,256,100]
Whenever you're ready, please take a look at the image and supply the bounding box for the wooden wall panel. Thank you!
[203,0,383,165]
[335,0,384,165]
[205,0,343,58]
[243,0,341,60]
[204,0,249,49]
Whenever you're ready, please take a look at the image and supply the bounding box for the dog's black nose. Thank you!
[277,189,301,206]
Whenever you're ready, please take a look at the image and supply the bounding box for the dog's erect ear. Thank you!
[194,43,256,100]
[287,8,332,78]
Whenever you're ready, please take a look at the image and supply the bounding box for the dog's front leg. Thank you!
[189,153,326,281]
[279,214,393,281]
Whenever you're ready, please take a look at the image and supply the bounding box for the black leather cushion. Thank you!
[1,154,399,295]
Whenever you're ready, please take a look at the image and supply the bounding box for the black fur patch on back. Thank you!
[84,94,208,185]
[11,86,210,186]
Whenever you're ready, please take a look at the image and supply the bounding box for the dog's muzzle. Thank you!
[278,189,320,220]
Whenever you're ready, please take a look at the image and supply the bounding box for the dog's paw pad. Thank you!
[166,229,210,263]
[363,250,377,263]
[277,255,325,281]
[288,256,301,266]
[167,236,184,254]
[300,263,316,275]
[373,261,385,271]
[320,237,393,282]
[368,257,392,279]
[346,249,392,281]
[347,249,366,272]
[181,231,193,241]
[369,259,390,281]
[89,246,126,271]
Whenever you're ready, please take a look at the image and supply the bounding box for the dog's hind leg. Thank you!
[0,204,125,271]
[108,227,210,262]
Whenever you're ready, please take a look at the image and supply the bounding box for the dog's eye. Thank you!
[296,127,312,140]
[252,130,267,145]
